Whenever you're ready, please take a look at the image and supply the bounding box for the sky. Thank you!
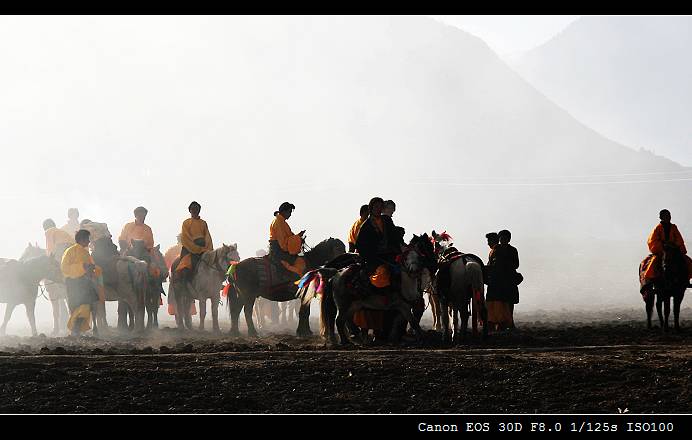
[431,15,580,57]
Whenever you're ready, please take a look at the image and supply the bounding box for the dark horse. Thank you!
[0,253,63,336]
[643,247,688,332]
[227,238,345,337]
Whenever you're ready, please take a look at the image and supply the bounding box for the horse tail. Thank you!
[319,275,336,338]
[296,268,337,307]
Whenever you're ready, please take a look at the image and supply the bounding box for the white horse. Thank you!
[171,244,239,332]
[437,258,486,344]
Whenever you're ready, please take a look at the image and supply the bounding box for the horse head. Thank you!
[218,243,240,267]
[408,233,437,272]
[129,239,149,259]
[150,244,169,282]
[308,238,346,267]
[21,242,45,262]
[25,255,64,284]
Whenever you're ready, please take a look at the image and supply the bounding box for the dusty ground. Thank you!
[0,308,690,413]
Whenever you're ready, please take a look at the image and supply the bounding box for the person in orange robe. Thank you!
[164,234,183,271]
[43,218,75,257]
[269,202,306,276]
[118,206,155,255]
[175,201,213,278]
[643,209,691,281]
[348,205,369,253]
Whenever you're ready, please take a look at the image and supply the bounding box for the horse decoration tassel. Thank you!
[221,261,240,298]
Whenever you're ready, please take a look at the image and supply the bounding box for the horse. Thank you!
[642,247,688,332]
[0,253,63,336]
[19,243,71,335]
[427,231,455,331]
[436,254,487,344]
[305,245,427,345]
[90,236,151,333]
[171,244,239,332]
[119,240,170,330]
[227,238,346,337]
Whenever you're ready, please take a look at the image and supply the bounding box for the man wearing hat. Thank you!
[269,202,306,276]
[118,206,155,255]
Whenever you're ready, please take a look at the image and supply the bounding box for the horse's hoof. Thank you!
[229,329,240,337]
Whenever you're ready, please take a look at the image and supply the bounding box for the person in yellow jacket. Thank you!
[348,205,369,253]
[61,229,101,336]
[43,219,74,257]
[118,206,155,255]
[643,209,692,282]
[269,202,306,277]
[175,201,213,280]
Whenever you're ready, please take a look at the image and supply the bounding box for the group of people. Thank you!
[34,199,690,338]
[484,230,521,331]
[40,203,215,335]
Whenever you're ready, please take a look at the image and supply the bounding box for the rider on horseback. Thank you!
[269,202,306,277]
[118,206,155,257]
[643,209,692,285]
[355,197,404,294]
[43,218,74,258]
[175,201,213,282]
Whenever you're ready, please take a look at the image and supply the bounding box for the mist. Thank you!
[0,15,689,332]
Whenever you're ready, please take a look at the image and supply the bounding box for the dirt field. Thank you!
[0,308,690,414]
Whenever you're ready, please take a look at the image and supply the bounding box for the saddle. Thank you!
[256,256,300,295]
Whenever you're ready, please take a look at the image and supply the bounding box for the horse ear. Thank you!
[155,244,160,251]
[233,243,237,249]
[28,241,32,247]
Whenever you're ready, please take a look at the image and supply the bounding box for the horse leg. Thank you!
[645,293,654,329]
[135,300,146,333]
[440,300,451,344]
[673,293,683,332]
[25,300,38,337]
[460,301,470,343]
[335,304,354,345]
[0,303,16,335]
[117,301,128,332]
[655,294,664,329]
[244,297,258,337]
[91,303,99,337]
[198,298,206,331]
[211,297,221,333]
[50,300,61,335]
[663,297,671,332]
[128,304,136,331]
[297,302,313,337]
[471,295,479,337]
[59,299,69,333]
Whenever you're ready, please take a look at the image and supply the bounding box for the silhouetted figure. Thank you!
[486,229,520,331]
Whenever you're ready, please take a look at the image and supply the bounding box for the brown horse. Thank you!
[227,238,346,337]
